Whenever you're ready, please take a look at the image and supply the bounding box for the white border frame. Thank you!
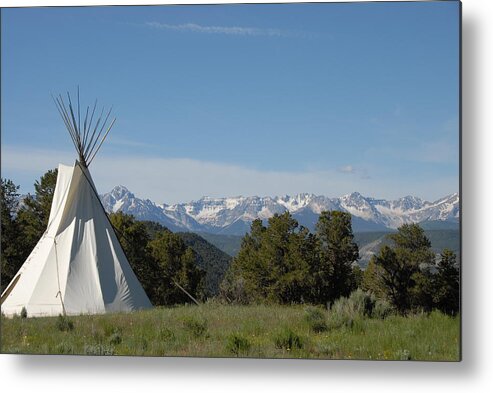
[2,1,492,392]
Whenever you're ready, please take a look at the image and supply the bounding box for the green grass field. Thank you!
[0,303,460,360]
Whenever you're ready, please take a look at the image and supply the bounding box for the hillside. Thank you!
[196,232,243,257]
[176,232,232,297]
[140,221,231,296]
[201,229,460,270]
[355,229,460,268]
[135,220,458,275]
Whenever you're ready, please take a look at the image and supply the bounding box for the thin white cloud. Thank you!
[2,145,370,204]
[2,145,456,204]
[145,21,301,38]
[338,164,371,180]
[339,165,355,174]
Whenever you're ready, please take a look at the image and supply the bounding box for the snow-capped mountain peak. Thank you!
[276,193,315,212]
[339,192,379,221]
[109,185,133,200]
[100,187,460,235]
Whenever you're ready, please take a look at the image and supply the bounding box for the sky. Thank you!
[1,1,460,204]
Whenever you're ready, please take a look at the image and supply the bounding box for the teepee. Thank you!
[1,91,152,317]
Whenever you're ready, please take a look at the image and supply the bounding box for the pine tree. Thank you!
[313,211,359,305]
[148,230,205,305]
[261,212,306,303]
[374,223,435,313]
[16,169,58,251]
[410,268,435,312]
[433,249,460,315]
[220,219,267,303]
[221,213,315,304]
[1,179,23,291]
[269,221,313,304]
[352,265,364,290]
[361,258,387,298]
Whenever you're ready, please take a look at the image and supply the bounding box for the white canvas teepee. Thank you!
[1,91,152,317]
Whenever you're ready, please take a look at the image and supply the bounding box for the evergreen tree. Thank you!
[221,213,315,304]
[313,211,359,304]
[220,219,267,303]
[176,231,232,297]
[410,268,435,312]
[374,223,435,313]
[16,169,58,251]
[361,258,387,298]
[269,222,314,304]
[352,265,364,289]
[260,212,310,303]
[1,179,23,291]
[433,249,460,315]
[149,230,205,305]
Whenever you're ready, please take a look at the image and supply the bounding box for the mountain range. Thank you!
[100,186,460,235]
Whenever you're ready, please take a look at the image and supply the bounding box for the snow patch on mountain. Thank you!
[100,187,460,235]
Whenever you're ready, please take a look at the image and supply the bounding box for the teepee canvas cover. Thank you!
[1,162,152,317]
[1,91,152,317]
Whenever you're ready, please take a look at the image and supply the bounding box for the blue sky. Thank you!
[1,2,460,204]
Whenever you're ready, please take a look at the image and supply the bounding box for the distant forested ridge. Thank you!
[176,232,231,296]
[134,221,232,297]
[200,229,460,267]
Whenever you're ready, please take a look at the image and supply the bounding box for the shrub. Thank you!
[315,343,337,358]
[55,314,74,332]
[395,349,412,360]
[84,344,114,356]
[55,342,74,354]
[226,333,251,356]
[328,294,364,330]
[182,316,208,338]
[220,275,252,305]
[109,332,122,345]
[328,314,360,331]
[347,289,376,317]
[304,307,328,333]
[6,346,24,354]
[328,289,394,329]
[273,328,304,350]
[373,299,394,319]
[20,307,27,319]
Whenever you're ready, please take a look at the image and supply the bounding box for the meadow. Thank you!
[1,302,460,361]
